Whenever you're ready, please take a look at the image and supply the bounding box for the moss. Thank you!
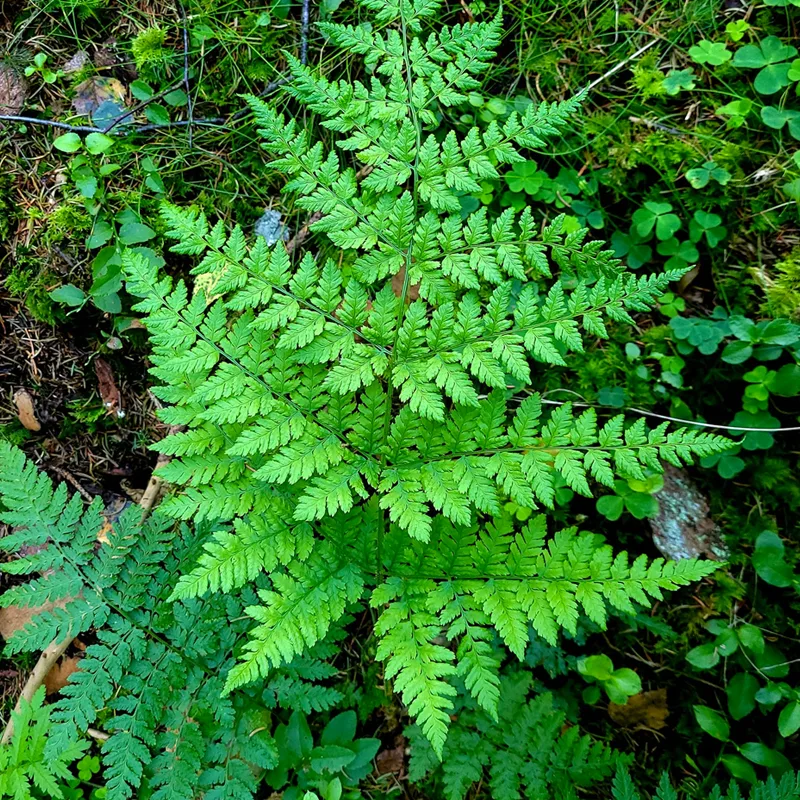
[47,205,91,243]
[630,54,667,100]
[760,247,800,320]
[0,175,15,240]
[131,27,168,72]
[3,257,57,325]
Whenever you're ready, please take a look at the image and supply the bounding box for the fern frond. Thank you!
[116,0,732,756]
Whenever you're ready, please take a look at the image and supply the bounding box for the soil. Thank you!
[0,295,160,501]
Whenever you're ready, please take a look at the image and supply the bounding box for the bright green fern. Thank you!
[122,0,730,758]
[611,766,800,800]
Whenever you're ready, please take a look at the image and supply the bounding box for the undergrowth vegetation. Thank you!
[0,0,799,798]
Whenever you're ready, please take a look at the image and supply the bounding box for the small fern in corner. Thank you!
[0,442,345,800]
[121,0,730,757]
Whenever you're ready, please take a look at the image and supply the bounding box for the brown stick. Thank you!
[0,636,71,744]
[138,452,170,516]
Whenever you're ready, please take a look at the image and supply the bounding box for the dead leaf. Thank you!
[93,39,121,69]
[72,76,126,117]
[677,265,700,294]
[62,51,90,74]
[13,389,41,431]
[375,735,406,776]
[0,64,27,115]
[608,689,669,730]
[0,600,62,641]
[94,357,123,417]
[44,655,81,695]
[96,519,113,545]
[97,495,132,543]
[0,606,38,641]
[391,267,420,302]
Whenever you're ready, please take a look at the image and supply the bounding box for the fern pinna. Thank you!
[123,0,729,757]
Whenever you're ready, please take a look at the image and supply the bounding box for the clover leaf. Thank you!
[611,229,652,269]
[663,68,696,95]
[504,161,545,195]
[685,161,731,189]
[657,237,699,270]
[689,41,732,66]
[731,410,780,450]
[689,210,727,247]
[760,106,800,140]
[715,98,753,129]
[631,201,681,240]
[733,36,798,94]
[725,20,750,42]
[701,449,746,479]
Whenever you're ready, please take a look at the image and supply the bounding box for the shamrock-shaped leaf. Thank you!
[504,161,544,195]
[663,68,696,95]
[701,449,746,479]
[596,479,660,521]
[656,237,699,270]
[715,98,752,129]
[733,36,798,94]
[670,316,728,354]
[658,291,686,319]
[611,229,652,269]
[685,160,732,188]
[689,210,727,247]
[689,40,732,66]
[725,20,750,43]
[571,200,603,229]
[760,106,800,140]
[632,201,681,240]
[731,410,779,450]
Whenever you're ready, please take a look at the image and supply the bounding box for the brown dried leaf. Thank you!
[608,689,669,730]
[0,600,62,641]
[391,267,420,301]
[375,735,406,776]
[72,77,126,117]
[13,389,41,431]
[677,265,700,294]
[93,39,120,69]
[0,64,27,115]
[44,655,81,695]
[94,357,122,417]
